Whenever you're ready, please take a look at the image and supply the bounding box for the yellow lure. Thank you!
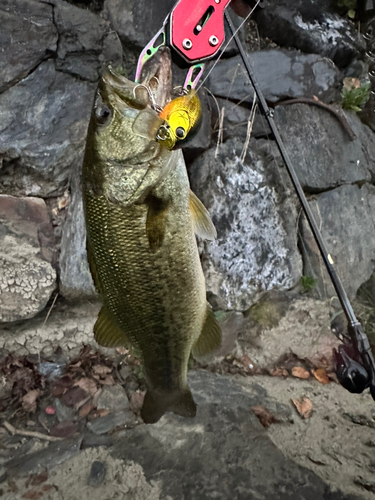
[156,89,202,150]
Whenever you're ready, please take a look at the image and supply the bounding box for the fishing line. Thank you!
[196,0,261,91]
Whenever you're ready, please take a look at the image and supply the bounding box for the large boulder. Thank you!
[300,183,375,300]
[0,0,58,93]
[0,196,56,323]
[189,138,302,311]
[253,0,366,69]
[207,49,341,105]
[273,103,375,192]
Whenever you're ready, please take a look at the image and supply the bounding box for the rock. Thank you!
[6,437,83,478]
[59,166,96,299]
[53,0,122,82]
[0,195,56,323]
[54,398,76,423]
[0,60,96,198]
[103,0,174,51]
[110,370,356,500]
[81,433,114,448]
[253,0,366,69]
[86,410,136,435]
[96,385,130,412]
[87,460,106,487]
[299,183,375,300]
[189,138,302,311]
[200,311,245,362]
[207,49,341,105]
[0,0,58,93]
[273,104,375,192]
[209,97,272,142]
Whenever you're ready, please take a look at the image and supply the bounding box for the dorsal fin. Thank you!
[94,306,129,348]
[192,306,222,358]
[189,190,216,241]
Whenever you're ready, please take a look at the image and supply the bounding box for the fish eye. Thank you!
[175,126,186,139]
[95,105,112,125]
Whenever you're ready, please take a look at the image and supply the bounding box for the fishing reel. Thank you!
[332,324,375,400]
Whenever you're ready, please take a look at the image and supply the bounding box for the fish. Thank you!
[156,89,202,150]
[82,48,221,424]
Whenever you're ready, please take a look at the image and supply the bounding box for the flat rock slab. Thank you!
[253,0,366,69]
[111,371,360,500]
[274,104,375,192]
[189,138,302,310]
[0,195,56,323]
[207,49,340,104]
[300,183,375,300]
[0,0,58,93]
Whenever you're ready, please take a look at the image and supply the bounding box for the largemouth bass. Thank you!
[82,49,221,424]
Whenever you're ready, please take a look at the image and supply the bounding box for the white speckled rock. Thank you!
[189,139,302,311]
[0,195,56,323]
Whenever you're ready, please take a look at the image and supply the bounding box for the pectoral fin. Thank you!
[189,191,216,240]
[94,306,129,348]
[146,196,169,252]
[192,306,222,358]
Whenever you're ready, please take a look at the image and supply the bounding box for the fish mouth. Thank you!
[101,47,173,111]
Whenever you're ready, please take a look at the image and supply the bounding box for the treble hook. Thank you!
[133,83,162,113]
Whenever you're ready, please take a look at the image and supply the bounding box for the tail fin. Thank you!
[141,387,197,424]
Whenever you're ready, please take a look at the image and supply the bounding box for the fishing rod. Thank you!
[224,9,375,400]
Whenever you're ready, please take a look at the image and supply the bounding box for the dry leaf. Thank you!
[291,366,310,379]
[29,471,48,487]
[92,365,112,376]
[99,375,115,386]
[78,403,94,418]
[312,368,330,385]
[291,397,313,419]
[251,405,279,428]
[49,421,78,438]
[343,77,360,90]
[270,368,288,377]
[74,378,98,396]
[61,386,88,408]
[22,390,40,412]
[129,391,146,413]
[116,347,129,355]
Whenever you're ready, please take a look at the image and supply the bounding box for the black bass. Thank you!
[82,48,221,424]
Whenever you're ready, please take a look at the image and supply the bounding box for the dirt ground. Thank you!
[0,298,375,499]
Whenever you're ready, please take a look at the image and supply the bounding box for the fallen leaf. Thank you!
[73,378,98,396]
[312,368,330,385]
[99,375,115,386]
[270,368,288,377]
[22,390,40,412]
[78,403,94,418]
[129,391,145,413]
[291,397,313,419]
[88,409,110,421]
[92,365,112,376]
[49,421,78,438]
[22,490,43,500]
[291,366,310,379]
[29,470,48,486]
[61,386,88,408]
[251,405,279,428]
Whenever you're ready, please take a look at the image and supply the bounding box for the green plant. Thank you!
[300,275,317,293]
[337,0,357,18]
[341,80,371,112]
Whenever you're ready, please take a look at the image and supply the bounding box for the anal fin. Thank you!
[192,306,222,358]
[189,190,216,240]
[94,306,128,348]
